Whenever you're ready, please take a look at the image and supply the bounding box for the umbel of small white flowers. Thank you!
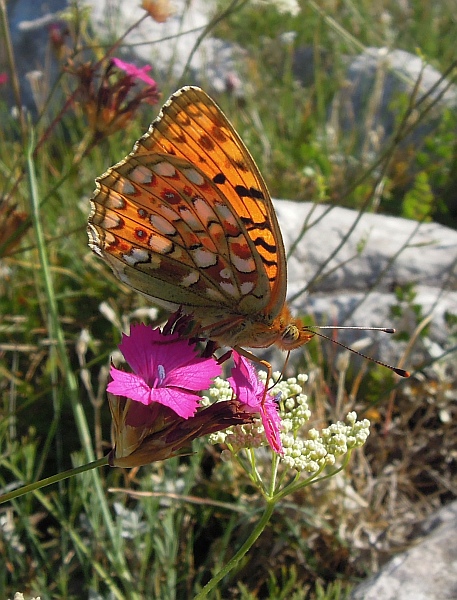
[206,372,371,473]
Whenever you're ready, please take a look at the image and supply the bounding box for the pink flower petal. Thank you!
[112,57,156,85]
[166,359,221,390]
[112,323,221,420]
[228,352,265,408]
[153,387,199,419]
[108,367,154,405]
[228,352,283,454]
[117,324,160,379]
[118,324,221,385]
[118,324,205,380]
[150,336,206,373]
[108,367,198,419]
[260,400,283,455]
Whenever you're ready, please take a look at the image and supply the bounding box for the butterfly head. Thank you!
[278,321,315,351]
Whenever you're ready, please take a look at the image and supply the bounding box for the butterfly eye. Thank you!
[281,324,300,347]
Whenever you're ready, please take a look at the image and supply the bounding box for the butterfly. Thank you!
[88,86,408,380]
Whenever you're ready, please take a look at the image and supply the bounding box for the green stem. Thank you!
[26,137,130,578]
[0,456,109,504]
[4,459,126,600]
[194,499,276,599]
[274,453,352,504]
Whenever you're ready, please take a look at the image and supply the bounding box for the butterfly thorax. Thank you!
[193,303,314,351]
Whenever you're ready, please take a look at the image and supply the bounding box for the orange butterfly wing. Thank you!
[134,86,287,314]
[88,87,309,350]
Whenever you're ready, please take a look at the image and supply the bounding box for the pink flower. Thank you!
[0,73,8,85]
[111,57,156,86]
[108,391,254,468]
[108,323,221,419]
[228,352,284,454]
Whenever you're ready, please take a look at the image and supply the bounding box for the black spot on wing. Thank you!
[213,173,226,184]
[254,237,277,255]
[234,185,265,200]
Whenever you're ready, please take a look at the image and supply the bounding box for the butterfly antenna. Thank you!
[305,326,410,377]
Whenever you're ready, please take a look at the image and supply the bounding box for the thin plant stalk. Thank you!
[25,139,132,580]
[0,456,109,504]
[195,456,351,598]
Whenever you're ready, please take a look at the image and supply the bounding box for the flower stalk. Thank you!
[0,456,109,505]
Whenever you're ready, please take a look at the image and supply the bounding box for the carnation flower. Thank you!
[106,319,254,467]
[108,323,221,419]
[228,352,283,454]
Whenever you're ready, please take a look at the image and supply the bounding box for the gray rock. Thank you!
[350,501,457,600]
[274,200,457,367]
[328,47,457,162]
[82,0,245,92]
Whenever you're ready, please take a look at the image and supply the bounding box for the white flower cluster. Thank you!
[274,374,311,434]
[201,377,233,410]
[207,372,371,474]
[282,412,371,474]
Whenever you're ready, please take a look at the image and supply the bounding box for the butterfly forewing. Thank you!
[138,87,286,308]
[88,86,287,320]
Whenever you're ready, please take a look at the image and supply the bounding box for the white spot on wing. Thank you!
[158,204,180,221]
[149,234,173,254]
[105,191,125,209]
[123,247,150,266]
[214,202,238,229]
[150,214,177,235]
[193,197,218,225]
[181,271,200,287]
[219,281,240,298]
[191,248,217,268]
[130,165,153,184]
[104,231,116,245]
[121,180,136,195]
[232,253,256,273]
[152,161,176,178]
[220,268,232,279]
[101,213,122,229]
[240,281,255,295]
[183,167,205,186]
[179,207,202,231]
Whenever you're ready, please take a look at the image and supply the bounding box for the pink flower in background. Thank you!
[0,73,8,85]
[228,352,284,454]
[108,323,221,419]
[71,57,159,139]
[111,57,156,86]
